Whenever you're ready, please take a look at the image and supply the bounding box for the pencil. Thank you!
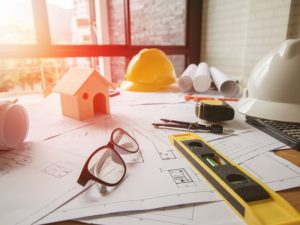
[184,95,239,102]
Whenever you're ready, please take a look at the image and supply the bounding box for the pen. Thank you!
[184,95,239,102]
[109,90,120,97]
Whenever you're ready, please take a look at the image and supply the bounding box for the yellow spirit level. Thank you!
[169,133,300,225]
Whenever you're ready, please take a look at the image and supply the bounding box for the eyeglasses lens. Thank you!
[89,147,125,185]
[112,129,138,153]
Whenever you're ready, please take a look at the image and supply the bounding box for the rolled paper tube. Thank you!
[177,64,197,92]
[0,101,29,150]
[193,62,212,93]
[210,67,240,97]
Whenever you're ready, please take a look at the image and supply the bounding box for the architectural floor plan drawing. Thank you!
[67,92,298,225]
[241,151,300,191]
[41,163,73,178]
[79,201,244,225]
[94,148,300,225]
[209,130,286,163]
[0,142,86,225]
[79,149,300,225]
[25,94,89,141]
[34,92,296,224]
[0,151,32,176]
[39,114,221,224]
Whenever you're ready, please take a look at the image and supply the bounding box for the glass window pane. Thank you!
[0,56,125,93]
[0,0,36,44]
[107,0,125,44]
[130,0,187,45]
[0,57,98,93]
[109,57,126,83]
[47,0,124,45]
[46,0,94,44]
[168,55,185,78]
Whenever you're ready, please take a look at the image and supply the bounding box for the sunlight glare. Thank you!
[0,0,36,44]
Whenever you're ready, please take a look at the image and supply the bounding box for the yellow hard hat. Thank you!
[121,48,176,92]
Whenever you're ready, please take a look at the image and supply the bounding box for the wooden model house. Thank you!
[54,67,113,120]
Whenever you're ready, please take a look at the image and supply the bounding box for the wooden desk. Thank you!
[275,149,300,211]
[51,148,300,225]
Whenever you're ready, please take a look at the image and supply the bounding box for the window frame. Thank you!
[0,0,202,66]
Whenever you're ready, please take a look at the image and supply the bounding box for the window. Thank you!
[130,0,186,46]
[0,0,202,92]
[0,0,36,44]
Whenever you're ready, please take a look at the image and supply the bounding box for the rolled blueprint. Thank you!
[177,64,197,92]
[0,101,29,150]
[210,67,239,97]
[193,62,211,93]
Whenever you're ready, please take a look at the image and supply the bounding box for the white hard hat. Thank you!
[237,39,300,123]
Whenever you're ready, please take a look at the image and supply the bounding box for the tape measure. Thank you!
[195,100,234,122]
[169,133,300,225]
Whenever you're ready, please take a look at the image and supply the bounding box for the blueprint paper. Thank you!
[210,67,239,97]
[37,91,294,224]
[192,62,212,93]
[177,64,197,92]
[81,149,300,225]
[241,151,300,191]
[79,201,245,225]
[209,130,285,164]
[25,93,89,141]
[44,114,120,158]
[0,142,86,225]
[98,91,254,139]
[110,90,184,106]
[40,116,220,223]
[75,92,298,225]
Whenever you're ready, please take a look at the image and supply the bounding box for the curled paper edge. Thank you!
[210,67,239,97]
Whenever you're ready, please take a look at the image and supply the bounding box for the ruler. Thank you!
[169,133,300,225]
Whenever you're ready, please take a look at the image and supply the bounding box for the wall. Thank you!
[287,0,300,38]
[201,0,249,81]
[129,0,186,46]
[201,0,293,84]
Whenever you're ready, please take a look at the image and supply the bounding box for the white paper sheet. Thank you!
[0,142,86,225]
[210,67,239,97]
[241,151,300,191]
[24,94,89,141]
[39,115,221,223]
[110,96,255,141]
[79,201,245,225]
[43,114,119,158]
[16,90,296,225]
[209,130,285,164]
[78,143,299,225]
[40,90,288,223]
[193,62,211,93]
[80,150,300,225]
[75,104,294,225]
[80,149,300,225]
[178,64,197,92]
[111,91,184,107]
[107,150,299,225]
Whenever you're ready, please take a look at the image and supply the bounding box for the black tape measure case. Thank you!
[195,100,234,122]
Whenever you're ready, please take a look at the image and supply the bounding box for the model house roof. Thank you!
[53,67,114,95]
